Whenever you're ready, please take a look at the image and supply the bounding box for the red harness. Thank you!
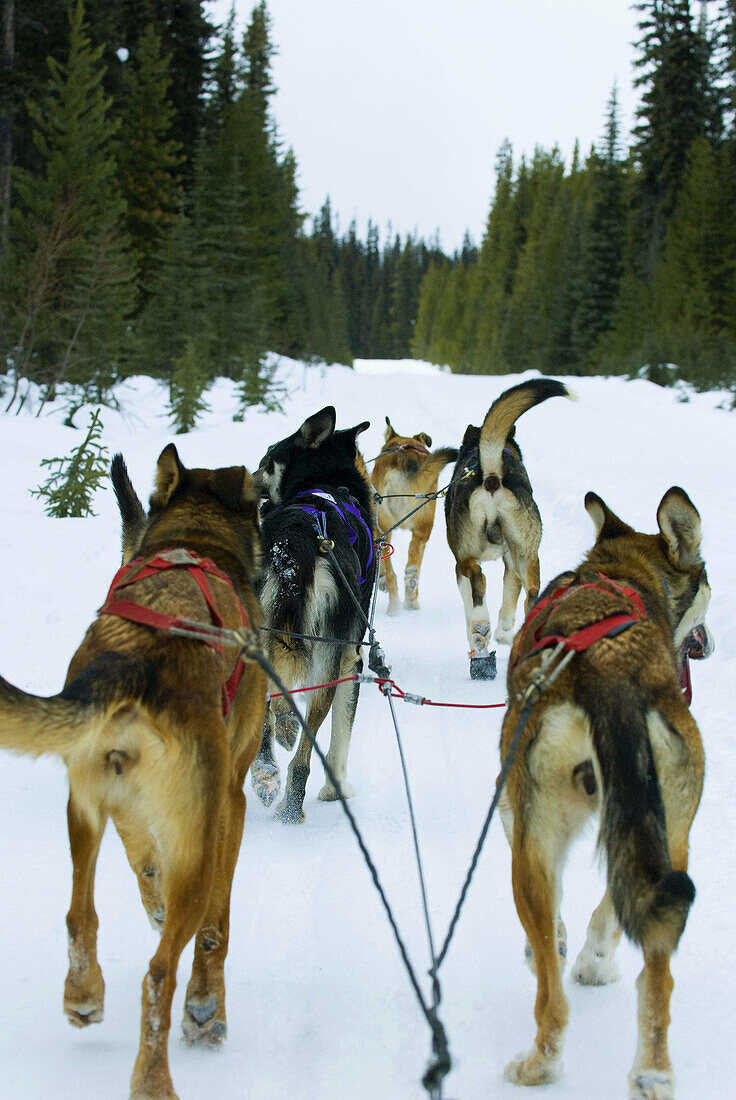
[513,573,647,667]
[98,548,249,716]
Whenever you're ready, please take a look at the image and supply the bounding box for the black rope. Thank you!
[259,624,365,648]
[431,686,539,972]
[248,647,451,1099]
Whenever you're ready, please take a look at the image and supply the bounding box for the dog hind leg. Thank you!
[572,888,623,986]
[404,525,430,610]
[494,552,522,644]
[64,795,107,1027]
[319,663,360,801]
[456,558,496,679]
[182,780,244,1047]
[380,533,401,615]
[250,713,281,808]
[130,769,223,1100]
[276,686,334,824]
[504,837,569,1086]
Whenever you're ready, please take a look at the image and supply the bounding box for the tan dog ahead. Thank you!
[499,487,713,1099]
[0,445,267,1100]
[372,417,457,614]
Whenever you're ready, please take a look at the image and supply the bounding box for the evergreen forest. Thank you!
[1,0,735,423]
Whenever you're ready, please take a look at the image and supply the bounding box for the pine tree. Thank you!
[632,0,716,277]
[117,22,182,290]
[31,407,110,517]
[572,87,627,367]
[2,0,136,406]
[168,340,210,433]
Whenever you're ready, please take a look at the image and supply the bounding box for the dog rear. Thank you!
[445,377,570,678]
[499,486,712,1096]
[372,417,457,614]
[0,445,267,1099]
[250,405,376,823]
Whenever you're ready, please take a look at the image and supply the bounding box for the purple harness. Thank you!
[295,490,374,585]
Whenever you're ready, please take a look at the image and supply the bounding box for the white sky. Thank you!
[205,1,641,252]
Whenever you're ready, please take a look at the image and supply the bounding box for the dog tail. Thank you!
[0,654,150,759]
[478,379,570,483]
[0,675,95,758]
[587,685,695,953]
[110,453,146,563]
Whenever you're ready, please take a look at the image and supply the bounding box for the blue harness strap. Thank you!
[295,490,374,584]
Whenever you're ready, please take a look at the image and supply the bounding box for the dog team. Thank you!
[0,378,714,1100]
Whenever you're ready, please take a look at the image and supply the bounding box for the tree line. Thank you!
[0,0,450,424]
[414,0,736,391]
[1,1,734,424]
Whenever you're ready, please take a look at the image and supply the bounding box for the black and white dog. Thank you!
[250,406,377,823]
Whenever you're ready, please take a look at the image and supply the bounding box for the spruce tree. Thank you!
[2,0,136,405]
[31,407,110,517]
[168,340,210,433]
[572,87,627,367]
[632,0,715,277]
[117,22,182,291]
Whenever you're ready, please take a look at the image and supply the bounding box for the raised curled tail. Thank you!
[587,686,695,952]
[425,446,460,482]
[110,453,147,563]
[479,378,570,479]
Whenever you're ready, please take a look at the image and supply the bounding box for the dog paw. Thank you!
[182,996,227,1047]
[65,998,105,1028]
[251,761,281,807]
[275,798,305,825]
[629,1070,674,1100]
[494,622,515,645]
[503,1049,561,1086]
[64,967,105,1028]
[387,598,401,616]
[572,942,621,986]
[319,778,355,802]
[274,711,300,751]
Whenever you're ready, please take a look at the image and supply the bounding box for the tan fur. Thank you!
[0,446,267,1100]
[500,487,711,1098]
[372,417,456,613]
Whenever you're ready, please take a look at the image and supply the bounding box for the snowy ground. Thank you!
[0,358,734,1099]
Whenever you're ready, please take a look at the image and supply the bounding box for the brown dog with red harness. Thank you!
[498,487,713,1100]
[372,417,457,614]
[0,444,267,1100]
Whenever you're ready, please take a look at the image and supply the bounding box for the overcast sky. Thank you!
[205,1,641,252]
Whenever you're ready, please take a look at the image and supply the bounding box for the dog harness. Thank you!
[295,490,374,584]
[512,572,647,668]
[378,442,430,458]
[97,548,249,716]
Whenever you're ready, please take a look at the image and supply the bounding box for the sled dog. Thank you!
[249,405,377,823]
[499,487,713,1098]
[444,377,570,679]
[371,417,457,614]
[0,446,267,1100]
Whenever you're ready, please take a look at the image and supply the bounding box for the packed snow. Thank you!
[0,358,733,1099]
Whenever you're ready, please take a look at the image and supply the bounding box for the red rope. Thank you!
[268,673,506,709]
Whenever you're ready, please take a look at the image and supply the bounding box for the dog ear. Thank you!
[585,492,634,542]
[299,406,336,448]
[208,466,251,511]
[151,443,185,508]
[417,432,432,447]
[384,416,397,442]
[657,487,703,569]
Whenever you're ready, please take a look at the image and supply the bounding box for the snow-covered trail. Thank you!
[0,360,733,1098]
